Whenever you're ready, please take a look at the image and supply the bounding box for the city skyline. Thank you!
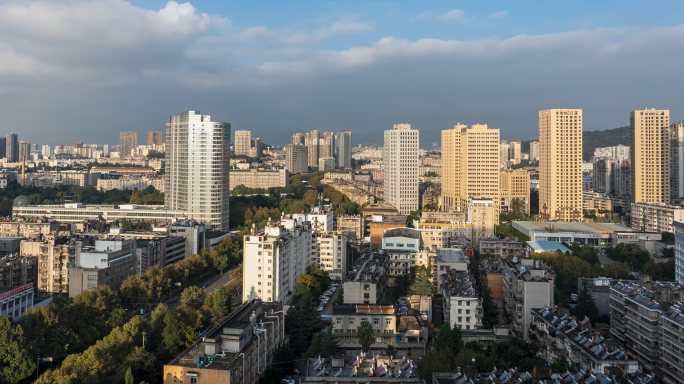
[2,1,683,147]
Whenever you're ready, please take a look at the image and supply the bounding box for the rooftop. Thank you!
[304,356,419,381]
[526,241,571,253]
[383,228,420,239]
[513,221,637,234]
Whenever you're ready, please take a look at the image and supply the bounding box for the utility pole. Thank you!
[142,331,146,348]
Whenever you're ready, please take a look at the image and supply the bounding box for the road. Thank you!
[321,284,341,315]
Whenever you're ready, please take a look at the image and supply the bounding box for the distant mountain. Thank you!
[517,126,630,161]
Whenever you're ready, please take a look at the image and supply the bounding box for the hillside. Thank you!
[518,126,630,161]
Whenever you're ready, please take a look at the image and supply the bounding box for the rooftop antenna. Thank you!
[21,155,26,187]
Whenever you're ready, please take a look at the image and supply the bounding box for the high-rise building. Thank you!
[442,124,500,215]
[6,133,17,162]
[529,141,539,161]
[383,124,419,215]
[249,137,262,158]
[234,129,252,156]
[500,169,530,214]
[291,133,305,145]
[321,132,335,159]
[18,141,30,162]
[119,132,138,158]
[509,141,521,164]
[499,141,510,163]
[0,137,6,159]
[285,144,308,174]
[631,108,670,204]
[335,130,352,169]
[305,130,320,167]
[165,111,230,230]
[539,109,583,222]
[670,122,684,200]
[103,144,109,156]
[41,145,50,157]
[147,131,163,146]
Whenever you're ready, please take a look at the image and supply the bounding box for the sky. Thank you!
[2,0,684,148]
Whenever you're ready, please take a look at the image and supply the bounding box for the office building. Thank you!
[69,238,137,297]
[670,122,684,200]
[336,130,352,168]
[285,144,308,174]
[509,141,521,164]
[500,169,530,214]
[0,283,34,321]
[631,202,684,233]
[384,124,419,215]
[164,300,285,384]
[442,124,500,215]
[539,109,583,221]
[291,133,305,145]
[0,136,5,159]
[97,176,165,193]
[119,131,138,158]
[5,133,17,162]
[147,131,163,146]
[674,221,684,283]
[165,111,231,230]
[530,140,539,161]
[631,108,670,204]
[234,129,252,156]
[305,130,320,167]
[229,169,289,191]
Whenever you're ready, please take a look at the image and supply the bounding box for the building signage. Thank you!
[0,283,33,300]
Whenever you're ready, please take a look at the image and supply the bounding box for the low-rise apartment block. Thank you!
[0,220,60,239]
[0,237,24,256]
[337,215,364,240]
[164,300,285,384]
[631,202,684,233]
[0,254,37,287]
[343,252,388,305]
[21,236,76,298]
[583,191,613,212]
[229,168,289,191]
[69,238,137,297]
[478,236,523,257]
[442,269,483,330]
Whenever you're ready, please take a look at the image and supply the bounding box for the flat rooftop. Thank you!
[527,241,571,253]
[513,221,637,235]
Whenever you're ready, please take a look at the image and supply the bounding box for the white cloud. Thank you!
[489,10,508,18]
[236,21,370,47]
[408,11,432,22]
[436,9,465,20]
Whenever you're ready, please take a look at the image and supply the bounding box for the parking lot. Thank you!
[317,282,341,315]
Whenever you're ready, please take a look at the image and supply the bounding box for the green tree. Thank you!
[180,286,207,310]
[570,289,600,322]
[481,286,499,328]
[0,316,35,384]
[413,267,433,297]
[161,314,183,356]
[356,321,376,353]
[386,342,397,358]
[417,348,454,380]
[124,367,134,384]
[319,326,342,357]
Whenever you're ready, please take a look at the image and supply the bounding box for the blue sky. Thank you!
[2,0,684,147]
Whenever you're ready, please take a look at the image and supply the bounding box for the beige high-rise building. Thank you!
[530,141,540,161]
[539,109,583,222]
[442,124,500,217]
[305,130,320,167]
[631,108,670,204]
[291,133,305,145]
[147,131,163,146]
[509,141,521,164]
[384,124,419,215]
[234,129,252,156]
[500,141,510,163]
[321,132,335,159]
[119,131,138,158]
[285,144,309,174]
[500,169,530,214]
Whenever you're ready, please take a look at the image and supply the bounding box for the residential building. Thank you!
[382,228,431,276]
[610,276,684,383]
[291,206,334,233]
[478,237,523,257]
[513,221,661,252]
[343,252,388,305]
[0,136,5,159]
[147,131,163,146]
[119,131,138,157]
[592,158,615,194]
[442,124,500,216]
[441,269,483,330]
[0,283,34,321]
[530,140,539,161]
[336,130,352,168]
[361,202,399,216]
[250,137,262,158]
[0,255,37,288]
[337,215,364,240]
[500,169,530,214]
[0,237,23,256]
[69,238,137,297]
[18,141,30,162]
[165,110,231,230]
[163,300,285,384]
[320,132,335,159]
[583,191,613,212]
[285,144,308,174]
[21,236,76,297]
[384,124,419,215]
[242,218,312,303]
[611,160,631,196]
[324,171,354,180]
[500,141,510,163]
[319,157,335,171]
[577,277,614,316]
[631,108,670,204]
[672,221,684,283]
[305,130,320,167]
[291,133,305,145]
[6,133,18,162]
[594,144,630,160]
[502,257,555,340]
[368,215,407,246]
[670,122,684,200]
[631,202,684,233]
[97,176,164,192]
[229,169,289,191]
[311,232,347,281]
[234,129,252,156]
[509,141,521,164]
[165,221,211,259]
[14,203,188,225]
[539,109,583,221]
[530,306,638,374]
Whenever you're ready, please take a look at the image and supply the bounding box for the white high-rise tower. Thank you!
[165,111,231,229]
[383,124,419,215]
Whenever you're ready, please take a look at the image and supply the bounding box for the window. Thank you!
[190,377,198,384]
[337,319,342,324]
[88,275,98,280]
[87,283,98,289]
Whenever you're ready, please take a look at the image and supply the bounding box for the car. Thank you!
[316,307,323,312]
[202,284,207,289]
[291,369,302,375]
[281,379,295,384]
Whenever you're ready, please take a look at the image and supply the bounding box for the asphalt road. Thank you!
[321,284,341,315]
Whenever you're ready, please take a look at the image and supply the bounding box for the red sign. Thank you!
[0,283,33,300]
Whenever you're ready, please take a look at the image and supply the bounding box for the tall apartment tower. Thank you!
[671,122,684,200]
[631,109,670,204]
[234,129,252,156]
[165,111,231,230]
[291,133,305,145]
[320,132,335,159]
[18,141,31,162]
[509,141,522,164]
[285,144,309,174]
[147,131,163,146]
[0,137,6,159]
[305,130,320,167]
[499,141,510,163]
[119,132,138,158]
[530,141,540,161]
[442,124,500,216]
[383,124,419,215]
[539,109,583,222]
[6,133,17,162]
[336,130,352,168]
